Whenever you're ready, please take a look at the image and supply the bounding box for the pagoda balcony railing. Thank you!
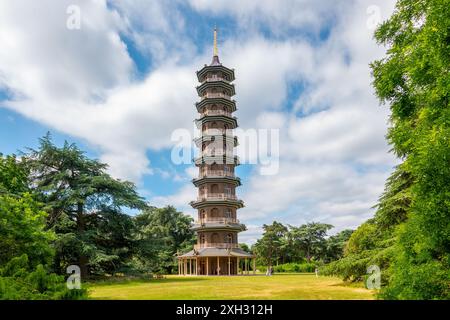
[201,110,232,117]
[201,129,234,136]
[202,76,227,83]
[199,170,235,178]
[201,150,233,157]
[195,218,240,224]
[194,243,239,250]
[196,193,238,201]
[201,93,231,100]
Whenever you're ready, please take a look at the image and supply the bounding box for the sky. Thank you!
[0,0,399,244]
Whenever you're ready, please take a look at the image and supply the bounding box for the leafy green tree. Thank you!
[253,221,288,269]
[239,243,251,253]
[0,154,29,195]
[371,0,450,299]
[323,229,353,263]
[133,206,195,274]
[24,134,146,277]
[0,154,86,300]
[0,154,54,268]
[289,222,333,262]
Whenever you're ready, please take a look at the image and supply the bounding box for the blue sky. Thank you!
[0,0,398,244]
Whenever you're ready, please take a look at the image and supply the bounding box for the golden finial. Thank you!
[213,26,218,57]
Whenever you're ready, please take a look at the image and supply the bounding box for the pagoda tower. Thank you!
[178,28,255,276]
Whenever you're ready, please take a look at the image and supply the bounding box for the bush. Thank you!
[257,263,317,273]
[0,255,87,300]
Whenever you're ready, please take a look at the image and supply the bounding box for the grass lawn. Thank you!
[88,273,374,300]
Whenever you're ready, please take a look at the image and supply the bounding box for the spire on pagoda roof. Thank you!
[210,26,221,66]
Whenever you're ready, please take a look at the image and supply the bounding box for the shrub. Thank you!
[258,263,317,273]
[0,255,87,300]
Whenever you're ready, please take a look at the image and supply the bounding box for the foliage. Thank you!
[24,134,147,277]
[0,255,87,300]
[321,165,411,285]
[258,263,317,273]
[0,154,85,299]
[289,222,333,262]
[253,221,288,267]
[253,221,347,267]
[323,229,354,263]
[0,193,54,268]
[370,0,450,299]
[0,154,54,268]
[133,206,195,274]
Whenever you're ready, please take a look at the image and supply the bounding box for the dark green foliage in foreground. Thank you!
[370,0,450,299]
[0,154,86,300]
[0,255,87,300]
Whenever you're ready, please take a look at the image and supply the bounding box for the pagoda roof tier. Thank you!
[196,80,235,97]
[194,155,240,166]
[196,65,235,83]
[194,134,238,148]
[195,115,238,129]
[192,221,245,232]
[192,175,241,187]
[190,197,244,209]
[178,247,254,258]
[196,97,236,113]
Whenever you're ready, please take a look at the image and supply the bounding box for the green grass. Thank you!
[88,273,374,300]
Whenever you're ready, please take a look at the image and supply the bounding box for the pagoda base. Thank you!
[177,248,255,276]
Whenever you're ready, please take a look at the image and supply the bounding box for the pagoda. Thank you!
[178,28,255,276]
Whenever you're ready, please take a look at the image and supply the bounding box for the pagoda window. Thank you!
[211,233,220,243]
[225,233,233,243]
[211,208,219,218]
[211,184,219,194]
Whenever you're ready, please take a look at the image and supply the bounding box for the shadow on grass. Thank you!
[88,276,209,287]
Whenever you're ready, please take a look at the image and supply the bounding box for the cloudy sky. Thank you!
[0,0,399,243]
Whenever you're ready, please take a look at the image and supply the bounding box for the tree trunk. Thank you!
[76,202,88,279]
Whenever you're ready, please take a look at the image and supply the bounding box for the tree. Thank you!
[0,154,86,300]
[253,221,287,269]
[323,229,353,263]
[371,0,450,299]
[133,206,195,274]
[321,165,412,283]
[24,134,147,277]
[289,222,333,262]
[0,154,54,268]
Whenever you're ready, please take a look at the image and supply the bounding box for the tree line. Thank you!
[252,221,353,269]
